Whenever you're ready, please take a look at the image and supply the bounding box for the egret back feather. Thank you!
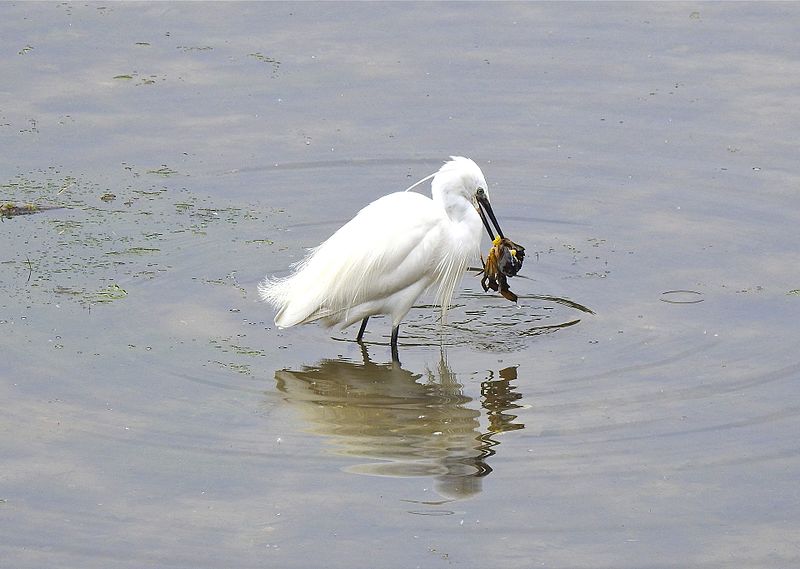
[259,156,486,332]
[259,192,448,328]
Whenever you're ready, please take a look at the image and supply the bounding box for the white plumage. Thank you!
[259,156,502,358]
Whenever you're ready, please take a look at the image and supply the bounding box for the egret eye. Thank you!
[476,187,485,198]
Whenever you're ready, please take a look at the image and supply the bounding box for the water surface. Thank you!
[2,3,799,568]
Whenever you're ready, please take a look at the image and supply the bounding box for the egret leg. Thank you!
[358,339,371,365]
[390,325,400,363]
[356,317,369,341]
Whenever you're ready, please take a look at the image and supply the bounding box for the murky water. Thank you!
[2,3,799,568]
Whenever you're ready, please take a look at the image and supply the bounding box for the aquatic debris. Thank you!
[1,203,62,218]
[58,178,77,194]
[1,202,38,217]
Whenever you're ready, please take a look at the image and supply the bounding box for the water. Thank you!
[2,3,799,568]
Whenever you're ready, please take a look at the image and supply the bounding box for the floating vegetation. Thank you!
[18,45,34,55]
[211,361,252,375]
[134,188,167,197]
[248,52,280,77]
[1,202,39,217]
[146,165,178,177]
[1,166,278,310]
[178,45,213,52]
[89,283,128,303]
[248,52,279,64]
[210,335,269,375]
[788,289,800,296]
[55,283,128,305]
[54,286,84,297]
[50,219,82,234]
[1,203,64,218]
[105,247,160,256]
[112,72,165,86]
[194,271,248,296]
[210,336,267,358]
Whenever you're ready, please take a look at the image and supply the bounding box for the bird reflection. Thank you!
[274,345,524,501]
[482,366,525,435]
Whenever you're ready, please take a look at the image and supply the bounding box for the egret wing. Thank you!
[260,192,447,328]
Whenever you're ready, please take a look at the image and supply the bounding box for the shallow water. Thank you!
[2,3,799,568]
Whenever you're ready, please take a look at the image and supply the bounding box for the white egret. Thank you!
[259,156,507,360]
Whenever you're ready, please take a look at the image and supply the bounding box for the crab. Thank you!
[480,236,526,302]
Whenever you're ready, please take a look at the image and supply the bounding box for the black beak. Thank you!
[476,193,504,240]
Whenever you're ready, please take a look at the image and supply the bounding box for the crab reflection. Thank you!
[275,346,524,501]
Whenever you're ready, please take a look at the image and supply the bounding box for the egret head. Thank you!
[440,156,505,241]
[409,156,505,240]
[433,156,488,202]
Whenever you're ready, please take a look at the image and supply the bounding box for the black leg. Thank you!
[358,339,370,365]
[390,325,400,363]
[356,317,369,341]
